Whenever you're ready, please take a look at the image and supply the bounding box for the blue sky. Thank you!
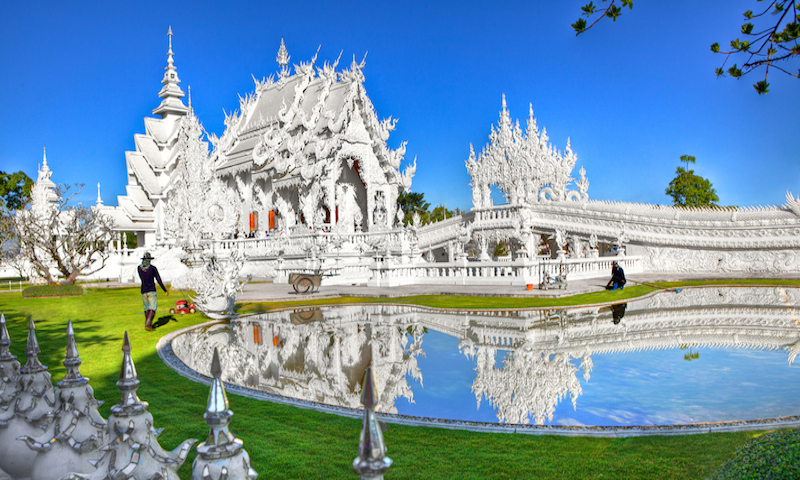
[1,0,798,211]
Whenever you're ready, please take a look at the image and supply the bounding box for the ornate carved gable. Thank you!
[211,47,414,192]
[467,95,587,208]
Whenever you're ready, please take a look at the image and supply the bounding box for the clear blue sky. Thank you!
[1,0,798,211]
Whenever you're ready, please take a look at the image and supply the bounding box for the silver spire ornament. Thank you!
[353,366,392,480]
[0,317,56,479]
[192,347,258,480]
[0,312,21,406]
[72,332,196,480]
[22,319,107,480]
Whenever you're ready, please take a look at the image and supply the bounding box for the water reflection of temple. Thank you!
[172,305,425,413]
[171,287,800,425]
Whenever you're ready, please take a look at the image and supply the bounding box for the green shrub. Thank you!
[708,428,800,480]
[22,284,84,298]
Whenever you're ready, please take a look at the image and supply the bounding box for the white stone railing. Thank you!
[209,229,412,258]
[366,256,643,287]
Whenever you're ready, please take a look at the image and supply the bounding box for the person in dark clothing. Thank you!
[138,252,168,331]
[611,302,627,324]
[606,261,626,291]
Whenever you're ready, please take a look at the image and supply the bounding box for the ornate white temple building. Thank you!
[16,29,800,285]
[211,39,415,235]
[97,32,415,251]
[97,28,191,248]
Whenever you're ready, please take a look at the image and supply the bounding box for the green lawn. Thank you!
[0,284,796,479]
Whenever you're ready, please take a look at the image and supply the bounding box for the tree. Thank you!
[665,155,720,207]
[1,170,33,276]
[429,204,454,223]
[572,1,799,94]
[0,171,33,210]
[397,191,430,226]
[14,184,115,285]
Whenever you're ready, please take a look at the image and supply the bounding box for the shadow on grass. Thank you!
[153,315,178,329]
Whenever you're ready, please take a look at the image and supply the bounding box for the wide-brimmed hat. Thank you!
[141,252,155,260]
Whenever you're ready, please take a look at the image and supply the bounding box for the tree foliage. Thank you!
[665,155,720,207]
[397,191,430,225]
[396,191,456,226]
[14,184,116,284]
[0,170,33,210]
[572,1,800,94]
[711,1,799,94]
[1,170,34,276]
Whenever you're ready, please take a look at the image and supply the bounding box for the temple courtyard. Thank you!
[1,277,799,479]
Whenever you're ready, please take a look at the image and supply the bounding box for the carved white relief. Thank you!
[466,95,588,210]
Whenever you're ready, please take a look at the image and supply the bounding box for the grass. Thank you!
[237,284,659,315]
[0,282,795,479]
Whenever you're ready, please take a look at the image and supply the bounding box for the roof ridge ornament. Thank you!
[277,37,291,85]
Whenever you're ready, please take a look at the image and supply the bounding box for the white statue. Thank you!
[192,251,252,319]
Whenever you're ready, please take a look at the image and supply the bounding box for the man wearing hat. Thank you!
[138,252,168,331]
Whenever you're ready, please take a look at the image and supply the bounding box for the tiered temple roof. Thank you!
[99,27,190,236]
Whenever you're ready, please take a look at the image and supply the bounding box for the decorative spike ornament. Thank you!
[353,366,392,480]
[0,312,21,406]
[23,320,107,480]
[70,332,197,480]
[276,37,291,85]
[0,317,56,479]
[192,347,258,480]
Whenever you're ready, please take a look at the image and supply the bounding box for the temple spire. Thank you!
[95,182,103,206]
[353,366,392,480]
[20,317,46,374]
[58,319,89,388]
[110,331,148,416]
[152,26,189,118]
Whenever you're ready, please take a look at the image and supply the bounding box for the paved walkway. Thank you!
[236,272,800,303]
[70,271,800,304]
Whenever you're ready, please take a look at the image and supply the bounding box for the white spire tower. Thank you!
[152,26,189,118]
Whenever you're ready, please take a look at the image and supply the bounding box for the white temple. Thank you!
[98,27,190,248]
[210,39,415,236]
[17,28,800,285]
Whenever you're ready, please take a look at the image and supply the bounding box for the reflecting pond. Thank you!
[171,287,800,426]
